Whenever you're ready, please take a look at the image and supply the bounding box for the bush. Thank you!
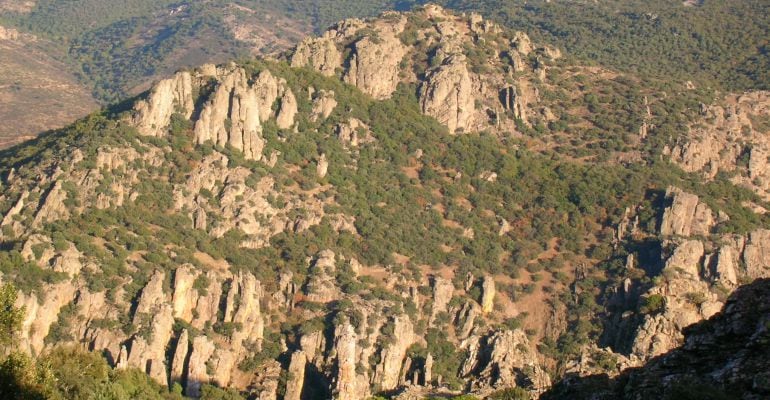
[640,294,666,315]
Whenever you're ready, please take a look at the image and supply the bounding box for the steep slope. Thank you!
[543,278,770,400]
[0,5,769,400]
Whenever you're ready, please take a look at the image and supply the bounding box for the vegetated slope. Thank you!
[0,5,769,400]
[438,0,770,91]
[0,28,97,149]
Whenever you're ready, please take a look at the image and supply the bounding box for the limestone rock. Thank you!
[132,71,194,137]
[33,181,70,227]
[714,244,740,286]
[429,277,454,325]
[664,240,705,277]
[463,330,551,393]
[332,322,364,400]
[344,23,408,99]
[128,271,174,384]
[480,276,495,314]
[187,335,216,397]
[660,187,714,237]
[311,90,337,121]
[226,271,265,350]
[668,91,770,200]
[457,301,479,340]
[305,250,342,303]
[317,154,329,179]
[194,68,264,160]
[420,54,475,134]
[284,351,307,400]
[171,329,190,384]
[743,229,770,279]
[276,88,298,130]
[375,316,415,391]
[291,35,343,77]
[172,265,198,321]
[336,118,370,147]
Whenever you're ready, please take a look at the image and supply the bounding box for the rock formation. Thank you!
[420,54,475,134]
[132,71,194,137]
[660,187,714,237]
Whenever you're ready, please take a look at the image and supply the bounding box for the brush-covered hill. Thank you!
[0,5,769,400]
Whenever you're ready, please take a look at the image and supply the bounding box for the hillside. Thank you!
[0,4,769,400]
[1,0,767,150]
[0,26,97,148]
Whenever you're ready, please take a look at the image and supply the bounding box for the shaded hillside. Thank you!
[543,278,770,400]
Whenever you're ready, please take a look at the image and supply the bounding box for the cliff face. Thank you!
[1,5,769,400]
[544,279,770,400]
[290,5,559,135]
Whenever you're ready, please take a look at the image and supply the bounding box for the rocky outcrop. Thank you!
[332,321,365,400]
[462,330,551,394]
[420,54,475,134]
[743,229,770,279]
[194,68,265,160]
[33,181,70,227]
[132,71,194,137]
[276,88,298,130]
[545,280,770,400]
[291,35,343,77]
[127,271,174,384]
[171,329,189,384]
[374,316,415,391]
[659,187,714,237]
[187,335,216,397]
[667,91,770,200]
[305,250,342,303]
[311,90,337,121]
[344,20,408,99]
[480,276,495,314]
[284,351,307,400]
[317,154,329,178]
[429,277,454,325]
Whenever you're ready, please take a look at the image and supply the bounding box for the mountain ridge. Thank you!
[0,4,769,400]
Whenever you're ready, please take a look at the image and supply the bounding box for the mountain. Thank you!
[0,4,769,400]
[1,0,767,150]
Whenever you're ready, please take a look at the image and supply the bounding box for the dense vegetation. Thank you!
[2,0,766,104]
[439,0,770,91]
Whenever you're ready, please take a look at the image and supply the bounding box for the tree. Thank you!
[0,283,24,349]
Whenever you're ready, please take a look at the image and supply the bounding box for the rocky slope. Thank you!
[1,5,769,400]
[543,278,770,400]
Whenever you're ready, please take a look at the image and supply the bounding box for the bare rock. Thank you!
[132,71,194,137]
[171,329,189,384]
[344,22,408,99]
[420,54,474,134]
[187,335,216,397]
[311,90,337,121]
[291,35,343,77]
[660,187,714,237]
[284,351,307,400]
[332,321,365,400]
[480,276,495,314]
[317,153,329,179]
[276,88,298,129]
[375,315,416,391]
[743,229,770,279]
[664,240,705,277]
[429,277,454,325]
